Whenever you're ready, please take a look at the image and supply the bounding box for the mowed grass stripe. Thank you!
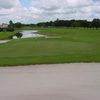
[0,28,100,66]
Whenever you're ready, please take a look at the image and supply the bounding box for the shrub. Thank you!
[0,28,3,32]
[15,32,23,38]
[7,27,14,32]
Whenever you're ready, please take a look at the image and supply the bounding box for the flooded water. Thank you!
[13,30,47,39]
[21,30,46,38]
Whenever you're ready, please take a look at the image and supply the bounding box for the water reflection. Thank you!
[12,30,47,39]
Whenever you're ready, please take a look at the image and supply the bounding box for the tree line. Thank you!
[8,18,100,29]
[1,18,100,32]
[37,18,100,28]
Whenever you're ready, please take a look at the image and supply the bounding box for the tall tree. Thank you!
[92,19,100,29]
[9,20,14,28]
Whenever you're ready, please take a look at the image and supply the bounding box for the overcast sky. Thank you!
[0,0,100,24]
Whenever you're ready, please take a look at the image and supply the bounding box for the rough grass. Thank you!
[0,27,100,66]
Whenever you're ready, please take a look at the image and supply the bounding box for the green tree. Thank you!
[14,22,22,28]
[9,20,14,28]
[8,20,14,31]
[92,19,100,29]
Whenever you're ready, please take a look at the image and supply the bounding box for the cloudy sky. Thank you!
[0,0,100,24]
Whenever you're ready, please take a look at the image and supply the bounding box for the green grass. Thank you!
[0,27,100,66]
[0,31,16,40]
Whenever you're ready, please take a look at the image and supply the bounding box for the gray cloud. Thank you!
[0,0,14,9]
[0,13,10,16]
[0,0,100,24]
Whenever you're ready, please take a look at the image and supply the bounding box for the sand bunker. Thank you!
[0,63,100,100]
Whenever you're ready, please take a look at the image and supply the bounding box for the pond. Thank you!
[12,30,47,39]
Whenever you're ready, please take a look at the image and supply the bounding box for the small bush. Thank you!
[15,32,23,38]
[0,28,3,32]
[7,27,14,32]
